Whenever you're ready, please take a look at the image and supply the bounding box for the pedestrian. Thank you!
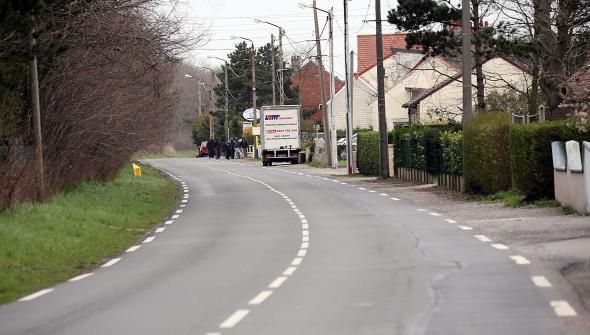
[229,139,235,159]
[223,141,231,160]
[240,137,248,159]
[207,139,214,159]
[234,137,242,159]
[214,139,221,160]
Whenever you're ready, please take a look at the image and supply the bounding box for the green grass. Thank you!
[562,206,577,215]
[133,149,197,159]
[0,163,176,304]
[534,198,561,208]
[484,191,526,208]
[307,160,328,168]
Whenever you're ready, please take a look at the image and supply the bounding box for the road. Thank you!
[0,158,579,335]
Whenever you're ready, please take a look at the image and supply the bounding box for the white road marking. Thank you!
[219,309,250,328]
[390,197,400,201]
[183,190,188,194]
[143,236,156,244]
[302,236,309,242]
[294,210,302,214]
[417,209,426,212]
[445,219,457,224]
[428,212,442,217]
[491,243,509,250]
[165,220,174,225]
[291,205,297,209]
[176,209,183,214]
[19,288,54,301]
[291,257,303,266]
[101,258,121,268]
[551,301,577,317]
[531,276,553,288]
[301,219,308,224]
[180,204,186,208]
[302,224,309,229]
[510,255,530,265]
[323,178,329,180]
[301,242,309,249]
[182,199,188,203]
[341,182,347,185]
[183,195,189,199]
[297,249,308,257]
[379,193,388,196]
[474,235,492,242]
[358,187,366,190]
[68,273,94,282]
[248,290,273,305]
[269,276,288,288]
[458,225,473,230]
[302,230,309,236]
[283,267,297,276]
[368,190,376,193]
[155,227,166,233]
[172,215,180,219]
[298,214,306,219]
[126,245,141,252]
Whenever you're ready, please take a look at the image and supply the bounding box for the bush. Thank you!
[464,112,511,194]
[423,127,443,174]
[357,131,379,176]
[510,121,590,200]
[391,125,425,169]
[440,130,463,175]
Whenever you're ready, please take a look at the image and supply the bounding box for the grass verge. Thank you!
[133,149,197,159]
[0,163,176,304]
[484,191,526,207]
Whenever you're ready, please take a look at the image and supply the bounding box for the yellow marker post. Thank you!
[132,163,142,177]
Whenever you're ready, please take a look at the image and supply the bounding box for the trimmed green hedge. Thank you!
[464,112,511,194]
[510,121,590,200]
[357,131,379,176]
[440,130,463,175]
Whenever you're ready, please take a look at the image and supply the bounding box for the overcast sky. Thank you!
[174,0,402,79]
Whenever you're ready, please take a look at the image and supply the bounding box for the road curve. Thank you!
[0,158,577,335]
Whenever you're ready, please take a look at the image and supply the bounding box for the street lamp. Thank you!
[254,19,285,105]
[185,71,215,139]
[208,56,230,140]
[300,2,337,169]
[231,35,258,159]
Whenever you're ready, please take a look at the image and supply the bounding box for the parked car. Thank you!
[337,133,357,146]
[198,141,208,157]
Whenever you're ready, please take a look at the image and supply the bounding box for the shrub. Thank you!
[423,127,443,174]
[464,112,511,194]
[440,130,463,175]
[357,131,379,176]
[510,121,590,200]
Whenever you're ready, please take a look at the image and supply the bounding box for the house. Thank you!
[290,57,344,122]
[402,56,531,124]
[559,59,590,118]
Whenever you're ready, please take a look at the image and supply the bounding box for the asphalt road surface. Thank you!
[0,158,580,335]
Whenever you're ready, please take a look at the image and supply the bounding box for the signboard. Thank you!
[242,121,252,133]
[252,127,261,136]
[262,107,300,150]
[242,108,260,121]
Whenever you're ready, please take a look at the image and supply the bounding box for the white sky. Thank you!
[174,0,402,79]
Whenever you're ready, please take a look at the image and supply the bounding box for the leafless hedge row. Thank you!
[0,0,196,207]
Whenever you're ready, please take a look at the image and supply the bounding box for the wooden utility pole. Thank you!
[278,28,285,105]
[375,0,389,178]
[271,34,276,105]
[462,0,472,191]
[30,31,45,200]
[344,0,354,175]
[312,0,332,167]
[223,64,229,140]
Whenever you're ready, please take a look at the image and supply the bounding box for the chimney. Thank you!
[291,55,301,71]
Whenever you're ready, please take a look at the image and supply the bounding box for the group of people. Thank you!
[206,137,249,160]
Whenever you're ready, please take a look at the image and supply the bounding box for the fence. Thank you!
[394,167,464,192]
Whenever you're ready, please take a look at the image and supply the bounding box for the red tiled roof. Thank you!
[356,33,421,75]
[290,61,344,116]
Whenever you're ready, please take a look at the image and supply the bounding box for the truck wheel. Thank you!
[291,159,298,165]
[268,161,272,166]
[262,161,267,166]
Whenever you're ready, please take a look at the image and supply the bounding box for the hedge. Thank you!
[357,131,379,176]
[464,112,511,194]
[440,130,463,175]
[510,121,590,200]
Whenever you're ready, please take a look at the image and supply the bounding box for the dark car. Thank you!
[198,141,208,157]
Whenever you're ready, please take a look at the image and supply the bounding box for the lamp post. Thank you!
[254,19,285,104]
[185,71,215,139]
[300,2,337,169]
[208,56,230,140]
[231,36,258,159]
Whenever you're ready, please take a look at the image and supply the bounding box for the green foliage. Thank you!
[357,131,379,176]
[487,90,529,115]
[0,163,176,303]
[509,121,590,200]
[440,130,463,175]
[191,114,211,145]
[464,112,511,194]
[484,191,526,207]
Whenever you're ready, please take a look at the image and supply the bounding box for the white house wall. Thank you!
[419,57,531,124]
[330,77,377,131]
[360,52,424,91]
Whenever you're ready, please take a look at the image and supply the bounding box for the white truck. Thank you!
[260,105,301,166]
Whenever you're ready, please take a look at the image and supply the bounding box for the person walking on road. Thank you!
[214,139,221,160]
[240,137,248,159]
[206,139,214,159]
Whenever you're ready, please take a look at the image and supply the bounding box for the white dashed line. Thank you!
[474,235,492,242]
[510,255,530,265]
[301,242,309,249]
[68,273,94,282]
[291,257,303,266]
[301,219,308,224]
[248,290,273,305]
[126,245,141,252]
[269,276,288,288]
[302,224,309,229]
[176,209,184,214]
[417,208,426,212]
[491,243,509,250]
[531,276,553,288]
[101,258,121,268]
[428,212,442,216]
[219,309,250,328]
[283,267,297,276]
[171,215,180,219]
[358,187,366,190]
[457,225,473,230]
[155,227,166,233]
[297,249,308,257]
[445,219,457,224]
[143,236,156,244]
[368,190,376,193]
[182,199,188,203]
[19,288,54,301]
[551,301,577,317]
[298,214,306,219]
[390,197,400,201]
[302,236,309,242]
[165,220,174,225]
[180,205,186,208]
[302,230,309,236]
[379,193,388,196]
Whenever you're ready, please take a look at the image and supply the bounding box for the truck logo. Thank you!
[265,115,280,120]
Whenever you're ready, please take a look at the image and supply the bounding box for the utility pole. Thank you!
[223,63,229,140]
[312,0,332,167]
[375,0,389,178]
[278,27,285,105]
[271,34,277,105]
[197,82,202,115]
[344,0,354,175]
[30,31,45,200]
[328,8,337,169]
[347,50,355,174]
[462,0,472,191]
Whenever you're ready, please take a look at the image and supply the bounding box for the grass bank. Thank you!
[133,149,197,159]
[0,163,176,304]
